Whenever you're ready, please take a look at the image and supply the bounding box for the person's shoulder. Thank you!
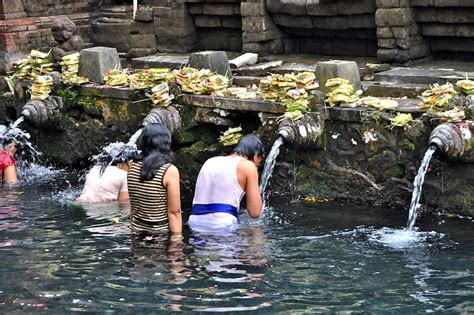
[237,159,257,174]
[165,164,179,175]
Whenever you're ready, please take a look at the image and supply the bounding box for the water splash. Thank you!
[259,136,284,208]
[17,163,62,185]
[368,227,444,250]
[0,120,42,163]
[407,146,436,229]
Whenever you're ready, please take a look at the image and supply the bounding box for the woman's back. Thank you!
[77,166,127,203]
[127,161,172,234]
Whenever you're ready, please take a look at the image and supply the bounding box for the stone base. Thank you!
[316,60,362,93]
[188,51,232,78]
[79,46,122,84]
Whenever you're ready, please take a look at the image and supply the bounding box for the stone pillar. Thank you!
[375,0,430,64]
[241,0,285,54]
[154,2,197,53]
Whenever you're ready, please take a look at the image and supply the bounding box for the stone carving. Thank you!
[51,17,84,62]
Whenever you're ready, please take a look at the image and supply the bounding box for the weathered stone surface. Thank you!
[236,60,283,76]
[409,38,430,59]
[273,14,313,28]
[375,8,413,27]
[60,35,84,52]
[243,28,284,42]
[363,81,428,98]
[392,27,410,39]
[378,38,397,48]
[430,37,474,52]
[434,0,460,6]
[377,48,410,63]
[242,39,284,54]
[272,63,316,74]
[306,2,338,16]
[127,48,157,58]
[415,8,437,23]
[135,6,154,22]
[377,27,394,38]
[194,15,221,28]
[412,0,434,5]
[374,67,474,84]
[376,0,409,8]
[348,14,376,29]
[316,60,362,93]
[202,3,235,16]
[422,24,456,36]
[188,4,202,15]
[222,16,242,29]
[79,47,122,84]
[130,54,189,69]
[229,53,259,69]
[232,75,261,87]
[437,8,474,24]
[312,16,349,29]
[51,16,77,43]
[266,0,307,16]
[241,3,266,17]
[242,15,277,33]
[178,94,285,113]
[338,0,376,14]
[188,51,232,78]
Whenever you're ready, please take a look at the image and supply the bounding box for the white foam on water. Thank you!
[368,227,444,249]
[17,163,63,184]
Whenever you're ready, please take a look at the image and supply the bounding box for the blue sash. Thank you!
[191,203,238,219]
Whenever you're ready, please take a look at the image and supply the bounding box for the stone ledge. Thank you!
[177,94,285,113]
[80,84,139,100]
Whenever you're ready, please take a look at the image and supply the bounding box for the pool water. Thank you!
[1,168,473,313]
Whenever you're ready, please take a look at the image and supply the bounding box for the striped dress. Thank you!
[127,161,172,234]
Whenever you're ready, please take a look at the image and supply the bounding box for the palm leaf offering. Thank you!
[174,67,230,96]
[104,69,128,87]
[455,79,474,95]
[324,78,362,108]
[219,126,243,146]
[418,82,457,111]
[128,68,174,89]
[30,75,53,100]
[60,52,89,85]
[390,113,413,127]
[360,96,398,110]
[146,82,174,107]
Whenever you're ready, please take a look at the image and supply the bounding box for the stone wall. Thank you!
[265,0,378,57]
[188,1,242,51]
[0,0,101,72]
[413,0,474,60]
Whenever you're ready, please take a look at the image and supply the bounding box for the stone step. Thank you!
[232,75,261,87]
[235,60,283,76]
[130,54,190,69]
[272,63,316,75]
[374,67,474,85]
[101,5,133,13]
[363,81,428,99]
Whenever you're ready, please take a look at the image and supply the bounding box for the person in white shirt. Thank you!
[77,142,137,203]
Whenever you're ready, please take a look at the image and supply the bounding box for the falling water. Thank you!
[127,128,143,146]
[10,116,24,129]
[407,146,437,229]
[259,136,284,208]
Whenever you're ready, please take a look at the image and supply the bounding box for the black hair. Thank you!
[136,123,172,181]
[233,134,265,161]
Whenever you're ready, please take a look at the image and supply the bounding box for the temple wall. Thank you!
[413,0,474,60]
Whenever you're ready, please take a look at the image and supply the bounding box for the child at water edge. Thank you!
[77,142,137,203]
[188,134,265,231]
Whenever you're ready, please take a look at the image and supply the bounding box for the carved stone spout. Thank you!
[278,112,323,147]
[429,122,473,161]
[21,97,63,127]
[142,106,181,135]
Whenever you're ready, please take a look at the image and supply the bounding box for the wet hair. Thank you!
[136,123,172,181]
[94,142,138,176]
[233,134,265,161]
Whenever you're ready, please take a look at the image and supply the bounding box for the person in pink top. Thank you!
[189,134,265,230]
[0,138,18,185]
[77,142,137,203]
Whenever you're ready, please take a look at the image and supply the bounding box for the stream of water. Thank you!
[407,146,437,229]
[259,136,284,208]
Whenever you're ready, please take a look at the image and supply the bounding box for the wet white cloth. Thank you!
[77,166,128,203]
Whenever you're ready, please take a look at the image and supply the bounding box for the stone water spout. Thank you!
[429,122,473,162]
[21,97,63,127]
[277,113,323,147]
[141,106,181,135]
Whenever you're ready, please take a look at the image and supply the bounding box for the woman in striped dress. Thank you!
[127,124,182,243]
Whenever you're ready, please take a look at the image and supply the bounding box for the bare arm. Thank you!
[3,166,17,184]
[118,191,129,201]
[241,161,262,219]
[163,165,182,235]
